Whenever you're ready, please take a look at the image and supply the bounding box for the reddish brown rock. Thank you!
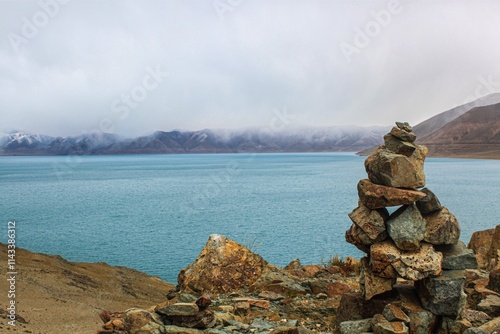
[382,304,410,324]
[468,228,495,269]
[348,201,389,243]
[371,241,401,279]
[390,126,416,143]
[345,223,371,253]
[360,257,396,300]
[423,207,460,246]
[124,308,163,334]
[357,179,426,210]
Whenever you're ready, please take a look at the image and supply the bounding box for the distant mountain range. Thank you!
[2,94,500,158]
[0,126,389,156]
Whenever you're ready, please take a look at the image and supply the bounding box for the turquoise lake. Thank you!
[1,153,499,283]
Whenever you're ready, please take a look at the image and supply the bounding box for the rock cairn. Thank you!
[341,122,480,333]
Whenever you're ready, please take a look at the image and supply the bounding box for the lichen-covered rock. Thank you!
[370,241,401,278]
[345,223,371,253]
[487,268,500,294]
[364,146,427,188]
[348,201,389,242]
[357,179,426,209]
[393,243,443,281]
[468,227,496,269]
[477,294,500,317]
[178,234,269,293]
[360,257,396,300]
[387,204,427,251]
[436,241,478,270]
[416,270,466,318]
[416,187,442,214]
[156,303,199,317]
[423,207,460,245]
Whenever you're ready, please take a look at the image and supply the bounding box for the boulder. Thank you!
[345,223,371,253]
[364,146,427,188]
[338,319,372,334]
[416,188,442,214]
[336,292,396,326]
[387,204,426,251]
[360,257,396,300]
[487,268,500,294]
[390,126,416,142]
[371,241,443,281]
[462,309,491,327]
[394,243,443,281]
[384,133,417,157]
[357,179,426,209]
[486,225,500,268]
[370,241,402,279]
[436,241,478,270]
[348,201,389,241]
[415,270,466,318]
[124,308,164,334]
[463,328,489,334]
[468,227,495,269]
[382,304,410,323]
[372,321,409,334]
[156,303,199,317]
[476,294,500,317]
[178,234,269,293]
[398,285,438,334]
[435,317,472,334]
[423,207,461,246]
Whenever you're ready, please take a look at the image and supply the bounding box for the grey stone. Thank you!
[390,126,416,142]
[387,204,426,251]
[338,319,372,334]
[477,294,500,317]
[463,328,489,334]
[156,303,199,317]
[163,325,203,334]
[396,121,412,132]
[415,270,466,318]
[423,207,461,245]
[436,241,478,270]
[364,147,427,188]
[416,188,442,214]
[384,134,417,157]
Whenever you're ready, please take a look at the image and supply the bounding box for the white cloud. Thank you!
[1,0,500,136]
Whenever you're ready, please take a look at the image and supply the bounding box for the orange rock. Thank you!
[326,282,351,297]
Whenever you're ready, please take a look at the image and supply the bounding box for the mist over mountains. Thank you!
[0,126,389,156]
[2,94,500,157]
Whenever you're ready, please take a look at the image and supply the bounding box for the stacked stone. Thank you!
[344,122,478,330]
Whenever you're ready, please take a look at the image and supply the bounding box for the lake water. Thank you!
[1,153,499,283]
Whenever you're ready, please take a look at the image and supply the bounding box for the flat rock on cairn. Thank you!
[341,122,476,333]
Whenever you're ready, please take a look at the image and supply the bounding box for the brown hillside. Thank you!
[0,244,174,334]
[418,103,500,158]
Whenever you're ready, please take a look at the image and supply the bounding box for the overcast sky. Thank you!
[1,0,500,137]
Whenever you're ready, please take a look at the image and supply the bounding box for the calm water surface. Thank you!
[1,153,498,283]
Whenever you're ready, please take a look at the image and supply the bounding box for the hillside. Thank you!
[419,103,500,158]
[0,243,174,334]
